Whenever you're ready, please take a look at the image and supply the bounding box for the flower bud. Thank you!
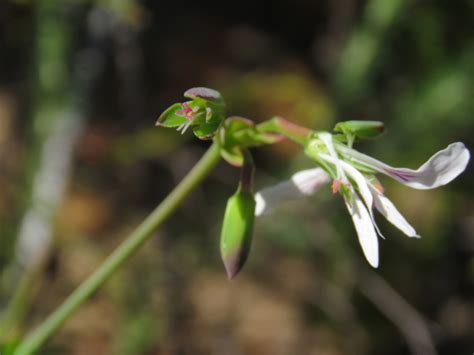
[220,150,256,279]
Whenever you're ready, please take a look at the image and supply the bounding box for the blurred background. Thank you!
[0,0,473,354]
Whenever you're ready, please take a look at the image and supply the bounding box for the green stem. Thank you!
[14,143,222,355]
[0,267,42,340]
[256,116,312,145]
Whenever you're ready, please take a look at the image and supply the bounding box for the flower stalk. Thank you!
[14,143,222,355]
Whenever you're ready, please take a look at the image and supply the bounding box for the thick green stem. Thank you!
[256,116,312,145]
[14,143,221,355]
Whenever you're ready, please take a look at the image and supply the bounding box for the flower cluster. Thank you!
[157,88,470,276]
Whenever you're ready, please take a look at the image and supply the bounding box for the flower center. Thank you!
[331,178,349,194]
[176,103,195,120]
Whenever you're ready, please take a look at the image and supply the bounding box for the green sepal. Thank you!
[155,103,189,127]
[334,120,385,140]
[304,138,337,178]
[184,87,225,106]
[220,189,256,279]
[220,146,245,167]
[218,117,282,166]
[192,119,222,140]
[234,128,282,146]
[340,183,354,205]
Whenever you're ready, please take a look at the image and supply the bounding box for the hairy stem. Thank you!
[14,143,222,355]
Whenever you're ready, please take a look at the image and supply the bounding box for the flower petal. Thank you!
[319,132,346,179]
[337,142,470,190]
[339,160,373,208]
[369,185,419,238]
[255,168,330,216]
[344,193,379,268]
[319,153,385,237]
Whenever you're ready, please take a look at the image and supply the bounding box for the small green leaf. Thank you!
[334,120,385,140]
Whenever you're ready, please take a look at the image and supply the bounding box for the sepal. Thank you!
[218,117,283,166]
[334,120,385,141]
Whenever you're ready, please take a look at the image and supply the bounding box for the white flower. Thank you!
[255,132,470,268]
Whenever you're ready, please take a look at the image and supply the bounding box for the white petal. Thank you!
[339,160,373,208]
[319,132,346,179]
[338,142,470,190]
[344,193,379,268]
[369,185,419,238]
[340,160,387,239]
[387,142,470,189]
[255,168,330,216]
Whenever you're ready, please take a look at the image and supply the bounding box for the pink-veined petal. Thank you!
[337,142,470,190]
[255,168,330,216]
[344,193,379,268]
[369,185,419,238]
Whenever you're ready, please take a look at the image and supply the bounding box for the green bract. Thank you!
[334,120,385,140]
[156,87,226,140]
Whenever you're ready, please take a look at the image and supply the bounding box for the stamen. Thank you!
[181,120,193,134]
[176,103,195,120]
[373,181,385,194]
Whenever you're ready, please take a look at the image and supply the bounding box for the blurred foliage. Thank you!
[0,0,473,354]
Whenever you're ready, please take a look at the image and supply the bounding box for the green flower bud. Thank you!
[220,150,256,279]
